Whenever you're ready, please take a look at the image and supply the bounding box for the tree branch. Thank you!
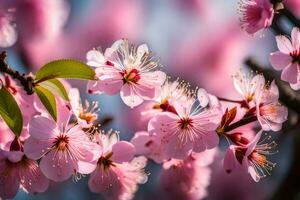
[0,52,34,95]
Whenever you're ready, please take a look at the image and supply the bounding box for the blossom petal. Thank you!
[223,146,236,173]
[281,63,298,84]
[111,141,135,163]
[269,51,292,70]
[21,160,49,194]
[120,84,143,108]
[29,116,58,140]
[24,137,52,160]
[86,50,105,67]
[40,150,77,182]
[276,35,293,54]
[164,136,192,159]
[0,162,20,199]
[291,27,300,50]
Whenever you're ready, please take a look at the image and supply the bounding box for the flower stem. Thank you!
[223,115,257,132]
[0,51,34,95]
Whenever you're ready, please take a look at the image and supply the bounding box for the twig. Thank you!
[0,52,34,95]
[223,115,257,132]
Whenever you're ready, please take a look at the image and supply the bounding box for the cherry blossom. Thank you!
[238,0,274,34]
[256,81,288,131]
[148,88,222,159]
[223,130,276,182]
[159,150,216,200]
[131,131,167,163]
[88,131,148,200]
[24,103,101,182]
[232,71,265,104]
[0,10,17,48]
[86,39,166,108]
[269,27,300,89]
[69,88,99,128]
[0,149,49,199]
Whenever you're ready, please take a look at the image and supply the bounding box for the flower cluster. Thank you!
[0,39,288,199]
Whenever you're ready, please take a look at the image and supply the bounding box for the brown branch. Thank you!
[0,51,34,95]
[223,116,257,132]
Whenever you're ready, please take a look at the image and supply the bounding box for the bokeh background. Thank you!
[1,0,299,199]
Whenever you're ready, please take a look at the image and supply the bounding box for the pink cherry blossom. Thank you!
[24,104,101,182]
[256,81,288,131]
[269,27,300,88]
[0,149,49,199]
[233,70,265,104]
[159,149,216,200]
[238,0,274,34]
[148,88,222,159]
[223,130,276,182]
[69,88,99,128]
[86,39,166,108]
[0,9,17,48]
[131,131,167,163]
[88,131,148,200]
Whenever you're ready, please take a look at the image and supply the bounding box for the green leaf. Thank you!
[35,59,96,83]
[38,79,69,101]
[0,87,23,137]
[34,86,57,121]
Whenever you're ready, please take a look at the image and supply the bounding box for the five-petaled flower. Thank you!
[270,27,300,90]
[86,39,166,108]
[24,102,101,182]
[148,88,222,159]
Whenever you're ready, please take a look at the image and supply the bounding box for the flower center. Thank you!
[79,112,97,124]
[153,99,178,114]
[98,152,115,170]
[178,117,193,130]
[249,151,267,166]
[54,134,69,151]
[122,69,141,84]
[290,50,300,64]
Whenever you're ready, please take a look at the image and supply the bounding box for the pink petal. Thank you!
[291,27,300,50]
[197,88,209,107]
[135,44,149,62]
[246,130,263,156]
[281,63,298,84]
[86,50,105,67]
[290,82,300,90]
[111,141,135,163]
[29,116,58,140]
[141,71,167,86]
[21,160,49,193]
[24,137,52,160]
[202,131,219,149]
[223,146,236,173]
[164,136,192,159]
[148,112,179,136]
[56,98,72,130]
[69,88,81,117]
[269,51,292,70]
[133,84,156,100]
[276,35,293,54]
[248,165,260,182]
[88,167,121,195]
[120,84,143,108]
[86,81,102,94]
[130,131,151,155]
[97,75,123,95]
[0,162,20,199]
[5,151,24,163]
[77,160,97,175]
[39,150,77,182]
